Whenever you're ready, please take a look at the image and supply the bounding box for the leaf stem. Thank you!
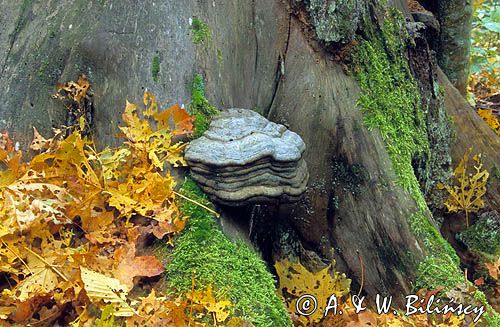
[173,191,220,218]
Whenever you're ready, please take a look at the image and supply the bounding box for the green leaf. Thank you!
[491,8,500,23]
[483,21,500,32]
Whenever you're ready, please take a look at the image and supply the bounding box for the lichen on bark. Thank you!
[291,0,368,44]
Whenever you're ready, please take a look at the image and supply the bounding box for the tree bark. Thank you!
[436,0,473,94]
[438,68,500,209]
[0,0,497,305]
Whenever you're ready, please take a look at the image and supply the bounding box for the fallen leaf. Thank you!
[80,267,135,317]
[30,127,50,151]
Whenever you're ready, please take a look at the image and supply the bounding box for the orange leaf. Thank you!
[345,311,377,326]
[485,259,499,280]
[474,277,485,286]
[113,241,164,289]
[154,104,193,135]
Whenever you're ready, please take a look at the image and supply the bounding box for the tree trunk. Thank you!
[436,0,473,94]
[418,0,473,94]
[0,0,497,305]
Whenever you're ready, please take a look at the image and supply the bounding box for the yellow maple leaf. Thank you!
[0,85,192,325]
[13,251,66,301]
[188,286,231,324]
[55,75,90,103]
[478,109,500,135]
[275,258,351,323]
[438,148,489,227]
[0,136,26,188]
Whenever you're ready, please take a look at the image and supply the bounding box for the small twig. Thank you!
[26,306,62,326]
[173,191,220,218]
[465,268,469,292]
[2,272,13,289]
[357,251,364,298]
[188,270,195,327]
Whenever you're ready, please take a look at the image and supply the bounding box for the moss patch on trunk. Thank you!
[187,74,219,138]
[350,7,462,290]
[350,7,499,325]
[151,54,160,82]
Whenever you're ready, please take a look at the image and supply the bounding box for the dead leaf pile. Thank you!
[0,79,218,325]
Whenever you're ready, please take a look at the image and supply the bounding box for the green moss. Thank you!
[351,8,462,291]
[413,254,463,291]
[159,178,291,326]
[409,212,458,264]
[458,212,500,256]
[473,290,500,327]
[151,55,160,82]
[188,74,219,138]
[353,11,428,197]
[37,57,49,80]
[190,17,211,45]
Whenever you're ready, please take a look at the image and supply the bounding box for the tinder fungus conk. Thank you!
[185,108,309,206]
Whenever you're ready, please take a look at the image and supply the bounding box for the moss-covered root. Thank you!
[351,8,462,290]
[160,178,291,326]
[350,7,500,325]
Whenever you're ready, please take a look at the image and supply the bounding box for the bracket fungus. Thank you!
[185,109,309,206]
